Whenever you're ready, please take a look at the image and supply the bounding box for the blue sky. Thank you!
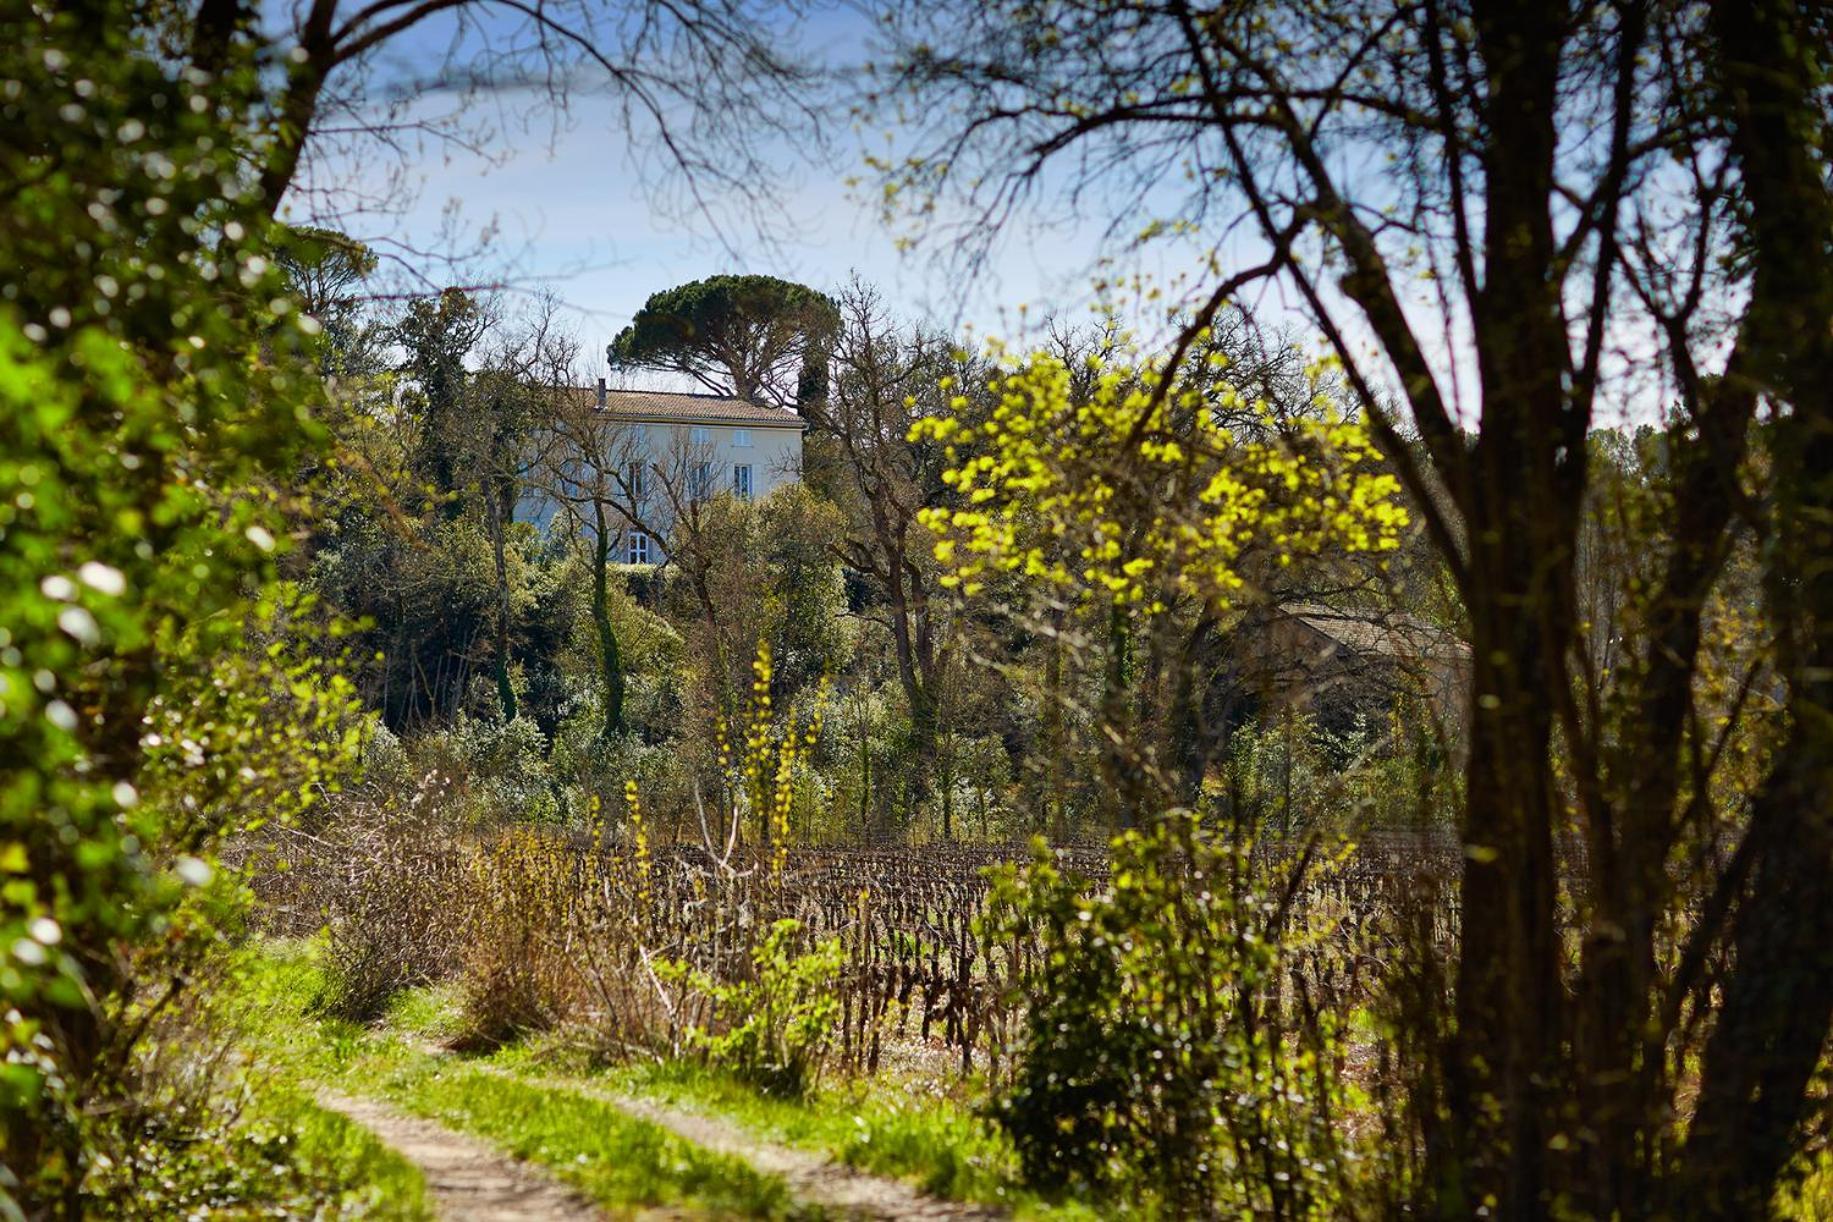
[273,2,1671,428]
[280,3,1211,373]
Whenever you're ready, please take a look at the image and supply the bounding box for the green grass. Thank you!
[384,978,468,1044]
[236,941,1121,1217]
[236,939,808,1218]
[244,944,1100,1214]
[232,941,1828,1222]
[256,1082,436,1220]
[82,1083,435,1220]
[170,942,436,1218]
[376,1058,809,1218]
[74,941,433,1220]
[596,1059,1105,1219]
[1779,1147,1833,1221]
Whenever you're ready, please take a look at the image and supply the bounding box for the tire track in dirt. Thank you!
[448,1054,1005,1220]
[317,1090,603,1221]
[603,1089,1004,1220]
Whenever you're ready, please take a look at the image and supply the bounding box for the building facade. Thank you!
[528,381,807,564]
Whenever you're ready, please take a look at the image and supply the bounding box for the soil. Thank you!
[442,1044,1007,1221]
[326,1044,1006,1220]
[601,1088,1006,1220]
[316,1090,603,1221]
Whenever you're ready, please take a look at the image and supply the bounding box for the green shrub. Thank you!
[413,714,558,823]
[354,720,416,798]
[985,813,1354,1215]
[663,919,844,1098]
[82,1081,430,1220]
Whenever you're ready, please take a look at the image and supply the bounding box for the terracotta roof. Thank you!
[572,386,806,429]
[1279,603,1469,661]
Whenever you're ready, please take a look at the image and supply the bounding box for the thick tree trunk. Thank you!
[1680,3,1833,1208]
[1448,7,1578,1214]
[1450,567,1568,1217]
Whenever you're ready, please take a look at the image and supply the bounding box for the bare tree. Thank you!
[534,388,640,740]
[469,294,579,720]
[806,279,954,792]
[867,0,1830,1214]
[205,0,831,258]
[537,393,747,717]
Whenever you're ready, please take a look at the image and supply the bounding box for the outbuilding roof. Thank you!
[1279,603,1469,661]
[573,386,807,429]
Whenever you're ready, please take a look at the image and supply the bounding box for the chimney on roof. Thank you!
[595,376,606,411]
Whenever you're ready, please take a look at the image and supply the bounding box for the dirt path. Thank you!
[317,1090,603,1221]
[445,1055,1003,1220]
[604,1089,1004,1220]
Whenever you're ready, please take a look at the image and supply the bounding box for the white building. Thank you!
[529,380,807,564]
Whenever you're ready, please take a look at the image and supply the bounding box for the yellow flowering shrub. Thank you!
[725,642,828,873]
[910,336,1408,611]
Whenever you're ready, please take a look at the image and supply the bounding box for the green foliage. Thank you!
[396,289,492,515]
[415,715,559,823]
[1217,710,1456,835]
[985,814,1353,1215]
[760,483,850,693]
[81,1080,432,1220]
[911,337,1405,611]
[389,1062,809,1217]
[0,3,357,1201]
[273,227,386,379]
[1779,1147,1833,1221]
[311,513,582,733]
[661,919,844,1098]
[609,274,840,405]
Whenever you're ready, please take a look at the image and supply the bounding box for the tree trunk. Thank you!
[859,719,872,840]
[1679,4,1833,1210]
[1447,7,1578,1213]
[879,517,939,811]
[592,500,626,739]
[1100,596,1137,825]
[1044,604,1067,841]
[1450,575,1568,1216]
[488,486,517,722]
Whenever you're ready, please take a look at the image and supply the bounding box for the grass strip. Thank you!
[239,942,811,1218]
[599,1059,1102,1220]
[374,1057,812,1219]
[266,1082,436,1220]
